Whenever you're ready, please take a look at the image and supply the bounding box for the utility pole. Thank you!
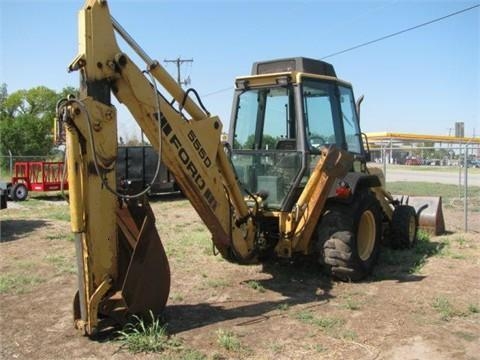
[164,57,193,87]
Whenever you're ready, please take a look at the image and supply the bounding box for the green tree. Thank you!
[0,84,75,164]
[422,141,435,159]
[242,134,278,150]
[125,135,142,146]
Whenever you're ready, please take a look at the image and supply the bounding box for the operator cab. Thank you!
[229,57,366,211]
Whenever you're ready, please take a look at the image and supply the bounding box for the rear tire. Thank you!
[390,205,417,249]
[12,183,28,201]
[317,191,382,281]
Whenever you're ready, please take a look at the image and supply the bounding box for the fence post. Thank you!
[8,150,13,178]
[463,143,468,233]
[382,145,387,185]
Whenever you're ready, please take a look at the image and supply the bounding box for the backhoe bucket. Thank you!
[117,201,171,317]
[395,196,445,236]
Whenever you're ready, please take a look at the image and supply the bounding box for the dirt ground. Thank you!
[0,193,479,360]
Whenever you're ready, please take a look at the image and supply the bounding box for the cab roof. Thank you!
[251,57,337,78]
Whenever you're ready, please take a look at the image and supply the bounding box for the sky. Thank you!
[1,0,479,141]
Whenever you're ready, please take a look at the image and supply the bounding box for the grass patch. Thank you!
[117,311,181,353]
[342,296,361,311]
[386,181,480,199]
[375,231,445,278]
[455,236,467,247]
[293,310,345,337]
[165,230,211,260]
[45,254,76,274]
[431,298,479,321]
[167,349,207,360]
[468,303,479,314]
[270,342,285,353]
[312,344,327,353]
[340,329,358,341]
[169,293,184,302]
[454,331,478,342]
[46,233,74,242]
[245,280,266,293]
[160,199,191,209]
[15,260,36,270]
[44,208,70,222]
[384,164,480,173]
[431,296,464,321]
[178,231,210,247]
[302,343,327,353]
[216,329,242,352]
[0,273,44,294]
[277,303,290,311]
[312,317,344,331]
[205,279,229,289]
[434,237,473,261]
[191,224,207,232]
[294,310,315,323]
[46,233,65,241]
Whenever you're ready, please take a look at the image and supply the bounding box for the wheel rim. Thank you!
[357,210,376,261]
[15,186,26,199]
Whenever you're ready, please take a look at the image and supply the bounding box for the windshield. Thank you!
[303,81,340,151]
[232,86,295,150]
[229,80,363,209]
[231,85,301,209]
[302,80,362,155]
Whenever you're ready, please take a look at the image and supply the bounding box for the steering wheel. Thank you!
[309,135,327,149]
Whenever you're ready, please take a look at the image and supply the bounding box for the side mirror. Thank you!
[361,132,371,162]
[355,95,365,123]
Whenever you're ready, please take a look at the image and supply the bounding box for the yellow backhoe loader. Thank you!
[56,0,440,336]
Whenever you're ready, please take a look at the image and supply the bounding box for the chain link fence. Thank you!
[0,154,64,180]
[368,143,479,233]
[2,145,478,233]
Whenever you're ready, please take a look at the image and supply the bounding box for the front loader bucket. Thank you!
[117,201,171,317]
[395,196,445,236]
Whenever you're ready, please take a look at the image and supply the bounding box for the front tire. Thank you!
[390,205,417,249]
[317,191,382,281]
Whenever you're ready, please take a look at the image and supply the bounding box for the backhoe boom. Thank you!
[60,0,356,335]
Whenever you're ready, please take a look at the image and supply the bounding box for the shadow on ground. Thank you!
[371,238,446,282]
[166,260,335,334]
[148,192,184,202]
[0,219,48,243]
[29,193,67,202]
[89,260,335,341]
[90,236,447,340]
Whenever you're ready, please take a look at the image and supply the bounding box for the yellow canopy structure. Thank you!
[366,132,480,144]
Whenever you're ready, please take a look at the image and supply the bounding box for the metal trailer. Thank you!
[117,145,177,195]
[7,161,69,201]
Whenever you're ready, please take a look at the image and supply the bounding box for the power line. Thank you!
[198,4,479,98]
[321,4,480,60]
[202,87,233,97]
[320,0,400,39]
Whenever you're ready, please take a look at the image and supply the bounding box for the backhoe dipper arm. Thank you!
[60,0,256,334]
[67,0,256,258]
